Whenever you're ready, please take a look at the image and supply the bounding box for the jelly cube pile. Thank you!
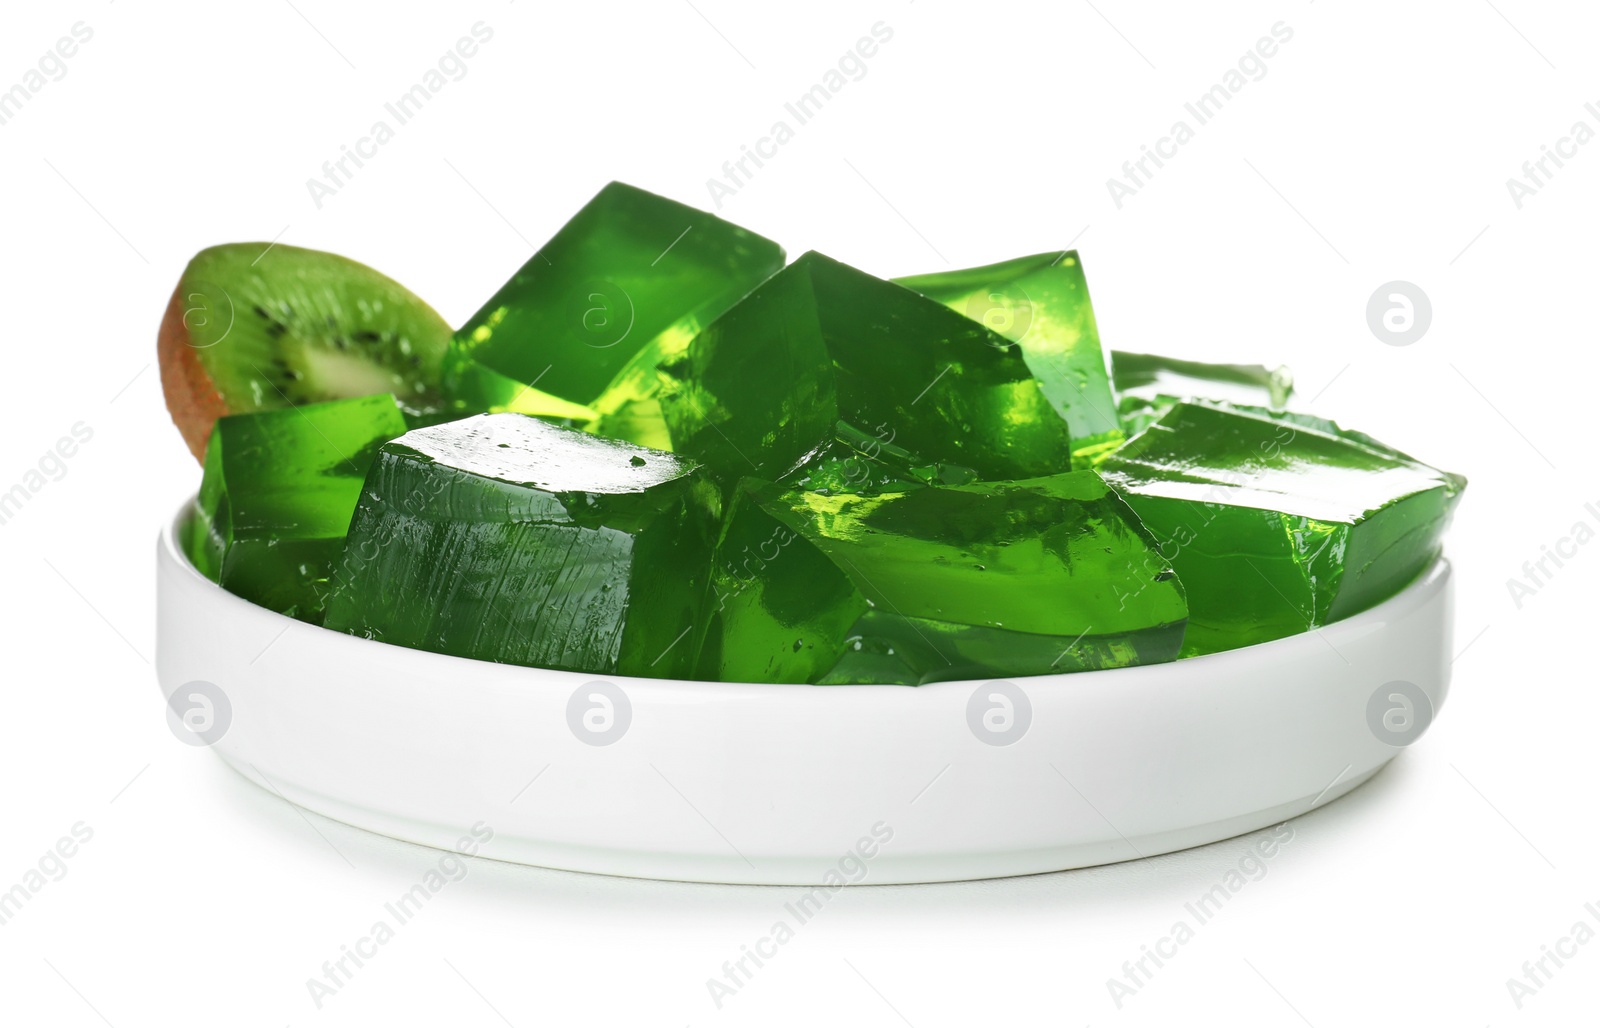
[186,181,1465,681]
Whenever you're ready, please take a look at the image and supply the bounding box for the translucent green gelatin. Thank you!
[662,251,1075,494]
[1217,404,1429,466]
[323,414,717,678]
[1097,402,1464,656]
[707,472,1188,684]
[1112,351,1293,438]
[779,422,978,497]
[895,251,1123,467]
[442,181,784,433]
[185,393,408,623]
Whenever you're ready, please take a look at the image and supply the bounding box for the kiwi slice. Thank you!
[158,242,451,460]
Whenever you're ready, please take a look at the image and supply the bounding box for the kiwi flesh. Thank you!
[159,243,451,460]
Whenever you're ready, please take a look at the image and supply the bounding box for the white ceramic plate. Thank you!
[155,504,1452,885]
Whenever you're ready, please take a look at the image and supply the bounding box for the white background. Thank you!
[1,0,1595,1024]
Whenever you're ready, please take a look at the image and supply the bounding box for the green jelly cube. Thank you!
[588,338,678,451]
[323,414,717,678]
[895,251,1124,467]
[185,394,408,623]
[662,251,1076,493]
[779,421,983,497]
[1111,351,1294,438]
[1211,403,1449,471]
[443,181,785,429]
[1097,402,1464,656]
[707,472,1188,684]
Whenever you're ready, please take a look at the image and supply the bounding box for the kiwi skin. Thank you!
[158,243,452,462]
[159,282,232,461]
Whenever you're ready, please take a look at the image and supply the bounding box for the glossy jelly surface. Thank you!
[443,181,784,431]
[709,471,1188,684]
[1098,402,1463,655]
[187,393,408,623]
[323,414,717,678]
[662,251,1076,493]
[897,251,1123,466]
